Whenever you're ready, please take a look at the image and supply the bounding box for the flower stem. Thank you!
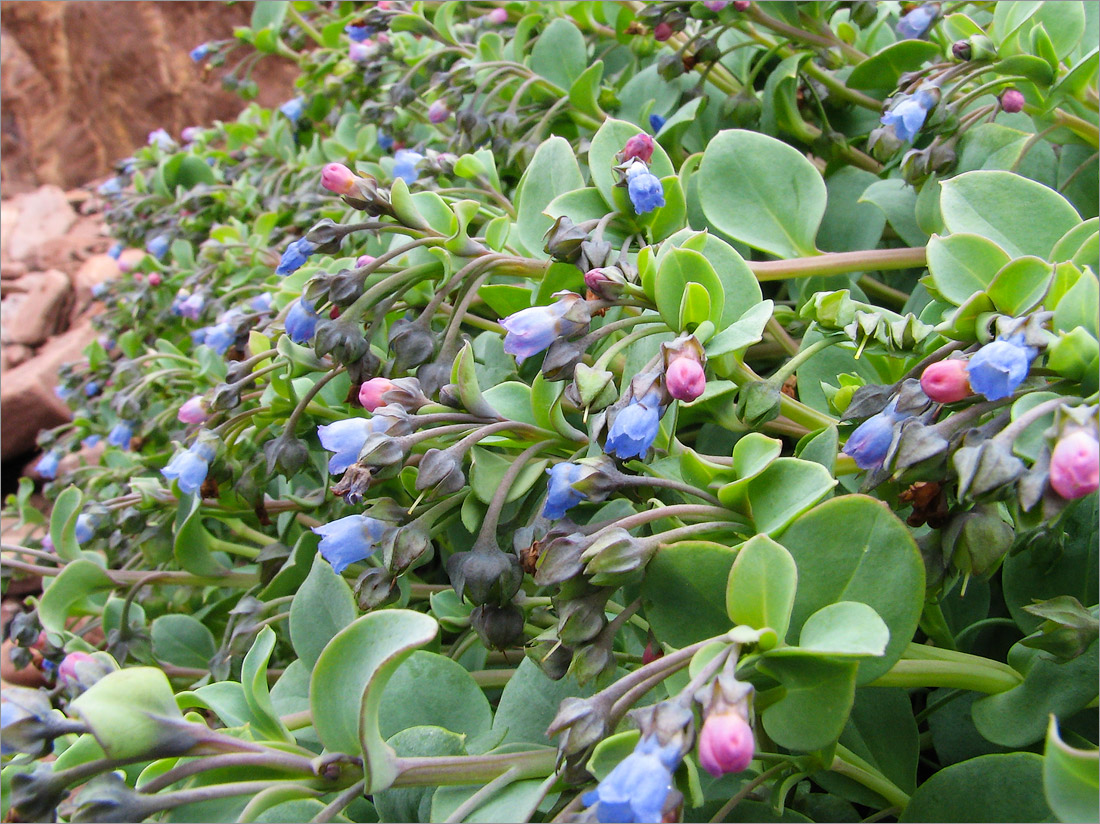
[750,247,927,281]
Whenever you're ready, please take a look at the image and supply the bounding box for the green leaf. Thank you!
[699,130,826,259]
[972,639,1098,748]
[251,1,287,32]
[654,247,725,330]
[289,554,356,669]
[725,534,797,642]
[310,610,438,791]
[514,137,584,256]
[172,493,228,577]
[746,458,837,536]
[674,230,763,324]
[900,753,1053,822]
[860,179,931,248]
[822,688,919,801]
[569,60,605,121]
[71,668,188,760]
[493,657,596,746]
[242,626,293,744]
[1044,716,1100,824]
[818,168,887,253]
[986,256,1055,315]
[773,601,890,658]
[470,446,548,506]
[717,432,783,510]
[377,651,493,740]
[529,18,586,91]
[925,233,1011,305]
[162,155,217,191]
[757,657,858,751]
[778,496,925,683]
[39,559,114,634]
[432,778,553,824]
[49,485,85,562]
[848,40,944,90]
[642,541,737,647]
[375,726,467,823]
[940,171,1082,260]
[151,615,217,670]
[1053,267,1099,338]
[706,300,773,359]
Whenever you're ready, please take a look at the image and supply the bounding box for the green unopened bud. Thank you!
[580,528,654,584]
[416,448,466,496]
[570,363,618,410]
[1020,596,1099,662]
[547,696,609,758]
[724,90,761,128]
[354,567,400,611]
[304,218,345,254]
[389,317,437,371]
[568,638,617,685]
[526,630,574,680]
[314,317,369,364]
[543,216,589,263]
[67,772,152,823]
[383,523,433,574]
[447,548,524,606]
[735,381,782,427]
[953,440,1027,500]
[264,434,310,476]
[556,588,612,646]
[10,763,69,822]
[470,602,526,649]
[534,532,588,586]
[944,504,1015,579]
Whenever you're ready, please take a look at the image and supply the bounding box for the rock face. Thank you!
[1,1,296,190]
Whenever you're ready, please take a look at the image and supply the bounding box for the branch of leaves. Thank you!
[799,288,935,355]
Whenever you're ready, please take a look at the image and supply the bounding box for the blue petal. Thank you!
[543,462,586,520]
[285,299,320,343]
[312,515,385,572]
[607,399,661,460]
[966,338,1035,401]
[162,451,210,494]
[37,450,60,480]
[318,419,374,474]
[501,305,559,363]
[842,411,897,470]
[627,171,666,215]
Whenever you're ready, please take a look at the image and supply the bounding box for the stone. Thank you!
[0,319,95,459]
[1,344,33,370]
[0,2,297,190]
[71,253,119,314]
[0,201,19,259]
[28,214,109,273]
[6,186,77,262]
[2,270,71,346]
[1,261,28,279]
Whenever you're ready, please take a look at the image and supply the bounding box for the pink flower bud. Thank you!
[1000,88,1025,114]
[349,42,371,62]
[58,651,95,688]
[654,22,673,41]
[621,133,655,164]
[359,377,396,411]
[321,163,357,195]
[428,100,450,124]
[148,272,162,286]
[920,358,972,403]
[487,7,508,24]
[733,0,751,10]
[704,0,730,10]
[698,712,754,777]
[181,126,201,143]
[178,396,210,424]
[356,255,376,268]
[132,272,144,282]
[666,356,706,402]
[1050,429,1100,500]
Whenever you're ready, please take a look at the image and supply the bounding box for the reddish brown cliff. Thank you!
[1,1,297,190]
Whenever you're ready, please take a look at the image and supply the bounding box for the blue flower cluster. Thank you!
[842,398,911,470]
[625,163,665,215]
[607,390,664,460]
[966,335,1037,400]
[146,234,171,260]
[280,97,306,125]
[317,415,394,475]
[897,3,938,39]
[275,238,317,276]
[881,87,939,143]
[393,149,424,184]
[162,440,217,495]
[189,42,210,62]
[285,298,322,343]
[583,734,682,823]
[543,462,588,520]
[312,514,389,572]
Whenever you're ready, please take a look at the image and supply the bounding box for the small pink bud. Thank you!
[642,640,665,665]
[733,0,751,10]
[148,272,162,286]
[704,0,730,10]
[378,0,392,8]
[178,396,210,424]
[181,126,201,143]
[487,7,508,24]
[1050,429,1100,500]
[1000,88,1025,114]
[330,306,341,319]
[621,133,655,163]
[654,22,673,41]
[349,42,371,62]
[920,358,972,403]
[428,101,450,124]
[58,652,95,688]
[321,162,358,195]
[132,272,144,282]
[666,356,706,402]
[359,377,396,411]
[698,712,754,777]
[356,255,376,268]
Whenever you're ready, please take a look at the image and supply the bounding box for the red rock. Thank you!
[1,344,33,370]
[2,269,71,345]
[6,186,77,262]
[29,214,109,273]
[71,253,119,315]
[0,320,95,459]
[0,201,19,259]
[1,260,28,279]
